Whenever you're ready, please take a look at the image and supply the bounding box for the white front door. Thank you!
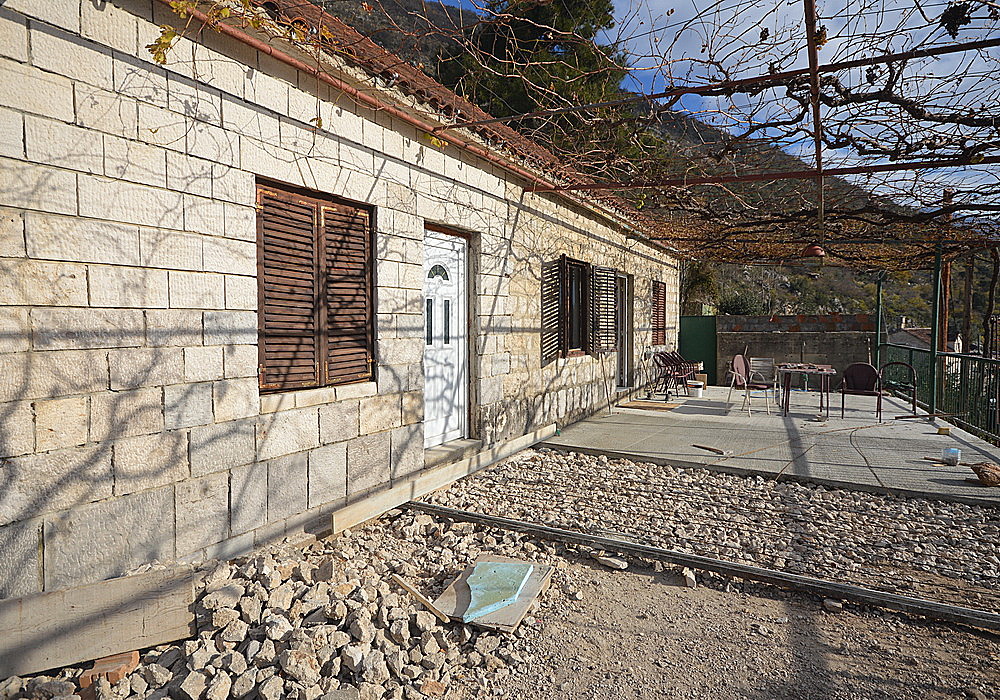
[423,230,468,447]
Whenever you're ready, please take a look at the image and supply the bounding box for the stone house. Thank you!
[887,326,962,354]
[0,0,679,598]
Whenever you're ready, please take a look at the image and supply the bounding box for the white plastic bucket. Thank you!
[689,380,704,398]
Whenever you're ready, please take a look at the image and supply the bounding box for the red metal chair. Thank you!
[665,351,699,395]
[653,351,698,400]
[840,362,882,420]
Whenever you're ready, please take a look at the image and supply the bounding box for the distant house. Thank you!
[888,327,962,353]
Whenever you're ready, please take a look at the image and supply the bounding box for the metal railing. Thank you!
[879,343,934,407]
[879,342,1000,444]
[939,352,1000,443]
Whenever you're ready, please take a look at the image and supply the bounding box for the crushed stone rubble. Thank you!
[0,510,584,700]
[423,448,1000,605]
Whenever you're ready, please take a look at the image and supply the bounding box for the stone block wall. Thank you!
[0,0,679,598]
[716,314,875,334]
[716,331,875,387]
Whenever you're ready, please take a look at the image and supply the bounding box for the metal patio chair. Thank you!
[727,354,772,415]
[653,351,697,400]
[879,361,918,416]
[749,357,779,400]
[840,362,882,420]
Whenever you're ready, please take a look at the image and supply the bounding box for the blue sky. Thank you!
[437,0,487,12]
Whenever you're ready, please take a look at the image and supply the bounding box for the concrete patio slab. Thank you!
[545,386,1000,507]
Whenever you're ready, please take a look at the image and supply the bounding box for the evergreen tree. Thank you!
[437,0,634,167]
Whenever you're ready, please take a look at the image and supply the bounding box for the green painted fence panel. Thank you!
[881,342,1000,445]
[680,315,717,385]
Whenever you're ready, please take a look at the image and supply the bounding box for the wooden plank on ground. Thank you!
[433,555,553,633]
[389,574,450,623]
[618,401,681,411]
[0,567,196,677]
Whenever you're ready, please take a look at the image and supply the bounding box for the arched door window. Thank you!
[427,264,449,280]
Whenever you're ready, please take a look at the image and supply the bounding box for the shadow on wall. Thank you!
[507,191,673,442]
[0,195,347,601]
[0,307,437,597]
[0,306,259,598]
[0,35,442,600]
[0,153,671,606]
[0,3,678,606]
[384,176,637,447]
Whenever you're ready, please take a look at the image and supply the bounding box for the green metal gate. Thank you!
[679,315,717,384]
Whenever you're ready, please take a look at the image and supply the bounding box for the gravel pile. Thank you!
[423,448,1000,607]
[0,512,577,700]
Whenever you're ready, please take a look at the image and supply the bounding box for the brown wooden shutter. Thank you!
[652,280,667,345]
[257,187,321,390]
[540,258,562,367]
[322,204,373,384]
[590,266,617,354]
[257,182,374,393]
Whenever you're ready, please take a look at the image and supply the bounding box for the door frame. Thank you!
[424,223,475,445]
[616,272,634,389]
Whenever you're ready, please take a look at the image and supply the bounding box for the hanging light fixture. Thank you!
[800,242,826,267]
[801,243,826,258]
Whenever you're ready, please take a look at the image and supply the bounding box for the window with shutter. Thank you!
[256,182,374,392]
[540,256,620,363]
[562,256,591,356]
[651,280,667,345]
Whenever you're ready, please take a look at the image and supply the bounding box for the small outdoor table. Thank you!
[776,363,837,417]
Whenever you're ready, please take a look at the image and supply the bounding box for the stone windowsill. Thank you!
[259,381,378,413]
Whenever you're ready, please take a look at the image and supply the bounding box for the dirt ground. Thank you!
[470,562,1000,700]
[467,552,1000,700]
[6,498,995,700]
[0,508,1000,700]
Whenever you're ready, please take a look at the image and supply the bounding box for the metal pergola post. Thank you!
[874,273,884,369]
[929,246,943,414]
